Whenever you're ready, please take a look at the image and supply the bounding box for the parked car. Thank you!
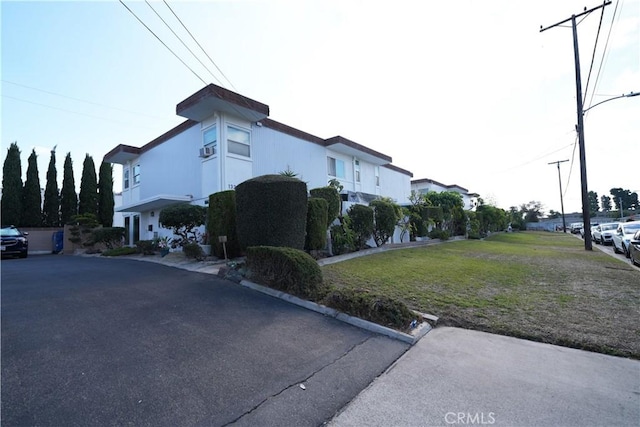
[579,223,599,239]
[1,226,29,258]
[612,221,640,258]
[629,230,640,267]
[570,222,583,234]
[592,222,619,245]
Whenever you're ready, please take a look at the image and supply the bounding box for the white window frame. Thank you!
[327,156,345,179]
[124,168,130,189]
[133,164,141,186]
[203,125,218,155]
[227,125,251,158]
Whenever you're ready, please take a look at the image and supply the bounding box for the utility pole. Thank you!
[540,1,611,251]
[548,160,569,232]
[620,197,623,220]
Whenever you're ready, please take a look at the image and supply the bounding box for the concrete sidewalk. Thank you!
[329,327,640,427]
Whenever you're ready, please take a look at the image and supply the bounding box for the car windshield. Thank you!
[1,228,22,237]
[602,224,618,231]
[623,223,640,234]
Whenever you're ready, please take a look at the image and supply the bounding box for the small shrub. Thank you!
[321,288,417,331]
[305,198,328,251]
[245,246,325,299]
[330,219,356,255]
[135,240,155,255]
[159,203,207,244]
[429,228,450,240]
[183,242,205,260]
[208,190,241,258]
[102,247,137,257]
[370,199,399,247]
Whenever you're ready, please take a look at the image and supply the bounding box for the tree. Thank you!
[520,201,543,223]
[587,191,599,216]
[42,148,60,226]
[22,149,42,227]
[347,204,374,250]
[1,142,23,226]
[97,162,114,227]
[159,203,207,245]
[423,191,464,231]
[60,153,78,224]
[610,188,638,212]
[600,195,612,213]
[79,154,98,216]
[370,198,400,247]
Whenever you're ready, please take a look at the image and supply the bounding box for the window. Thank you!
[203,126,217,154]
[133,164,141,185]
[375,166,380,187]
[227,126,250,157]
[124,169,130,189]
[354,159,361,183]
[327,157,345,178]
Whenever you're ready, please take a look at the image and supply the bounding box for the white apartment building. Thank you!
[411,178,479,211]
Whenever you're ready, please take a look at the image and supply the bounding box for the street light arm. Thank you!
[583,91,639,114]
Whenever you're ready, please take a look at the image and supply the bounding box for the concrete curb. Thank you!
[238,279,432,345]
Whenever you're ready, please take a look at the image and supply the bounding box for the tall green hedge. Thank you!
[305,198,328,251]
[370,199,399,247]
[309,186,340,227]
[207,190,241,258]
[235,175,308,250]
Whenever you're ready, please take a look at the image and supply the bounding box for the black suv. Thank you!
[1,226,29,258]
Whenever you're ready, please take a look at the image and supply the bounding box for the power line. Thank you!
[163,0,237,91]
[582,3,606,104]
[144,0,224,86]
[1,80,174,121]
[118,0,207,85]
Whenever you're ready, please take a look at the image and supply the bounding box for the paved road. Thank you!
[330,327,640,427]
[1,255,408,426]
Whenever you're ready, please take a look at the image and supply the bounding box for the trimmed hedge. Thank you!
[310,186,341,228]
[245,246,325,299]
[208,190,241,258]
[102,246,137,257]
[236,175,308,250]
[370,199,398,247]
[91,227,125,249]
[305,198,328,251]
[183,242,205,260]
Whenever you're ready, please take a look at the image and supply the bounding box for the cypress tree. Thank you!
[42,148,60,226]
[1,142,23,226]
[78,154,98,216]
[22,149,42,227]
[60,152,78,225]
[97,162,114,227]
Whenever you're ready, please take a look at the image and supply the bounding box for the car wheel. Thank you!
[623,245,630,258]
[631,251,639,267]
[613,244,621,254]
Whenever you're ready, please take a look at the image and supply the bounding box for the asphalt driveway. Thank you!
[1,255,408,426]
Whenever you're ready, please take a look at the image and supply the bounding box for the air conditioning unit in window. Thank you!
[199,147,214,158]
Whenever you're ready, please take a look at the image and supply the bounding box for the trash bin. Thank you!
[52,230,64,254]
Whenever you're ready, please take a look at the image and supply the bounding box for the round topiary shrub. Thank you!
[310,186,341,227]
[235,175,308,250]
[245,246,325,299]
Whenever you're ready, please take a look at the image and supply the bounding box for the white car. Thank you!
[612,221,640,258]
[592,222,619,245]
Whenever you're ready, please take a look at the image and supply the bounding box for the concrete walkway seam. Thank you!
[239,279,432,345]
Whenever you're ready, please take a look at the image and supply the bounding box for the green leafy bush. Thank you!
[91,227,125,249]
[207,190,241,258]
[135,240,155,255]
[310,186,341,228]
[370,199,399,247]
[159,203,206,244]
[305,198,328,251]
[347,204,374,250]
[183,242,205,261]
[330,220,356,255]
[321,288,417,331]
[429,228,450,240]
[236,175,308,250]
[102,246,137,257]
[245,246,325,299]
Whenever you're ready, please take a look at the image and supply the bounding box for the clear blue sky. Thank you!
[2,0,638,214]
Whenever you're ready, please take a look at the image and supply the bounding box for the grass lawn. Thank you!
[322,231,640,359]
